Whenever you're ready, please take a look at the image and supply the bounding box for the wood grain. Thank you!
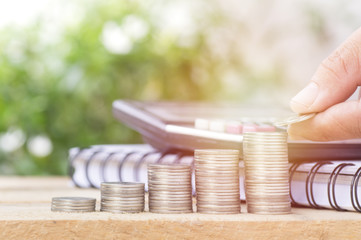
[1,177,361,240]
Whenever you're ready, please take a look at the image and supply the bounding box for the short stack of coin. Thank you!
[194,149,240,214]
[100,182,145,213]
[148,164,193,213]
[51,197,96,212]
[243,132,291,214]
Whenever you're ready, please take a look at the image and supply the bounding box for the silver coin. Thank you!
[101,188,144,192]
[246,204,291,209]
[148,165,191,171]
[51,201,96,206]
[100,181,145,213]
[101,197,144,202]
[101,194,144,199]
[148,163,193,214]
[100,199,144,204]
[101,181,145,187]
[196,210,240,214]
[100,205,144,210]
[195,149,240,154]
[196,180,240,185]
[245,180,289,185]
[51,208,95,212]
[149,205,192,210]
[51,205,96,210]
[51,207,96,212]
[148,193,192,198]
[245,183,289,188]
[149,209,193,214]
[149,196,192,201]
[149,203,192,208]
[100,203,144,208]
[245,193,290,199]
[245,172,289,177]
[148,190,192,195]
[274,113,316,127]
[52,197,96,203]
[100,202,145,207]
[196,205,240,211]
[51,197,96,212]
[194,156,239,160]
[148,170,191,174]
[196,193,240,198]
[195,163,239,168]
[247,209,291,215]
[100,188,144,192]
[100,208,143,213]
[196,174,239,178]
[243,132,290,214]
[195,186,240,192]
[148,188,192,193]
[101,190,144,195]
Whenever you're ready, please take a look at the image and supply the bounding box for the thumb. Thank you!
[288,100,361,141]
[290,27,361,114]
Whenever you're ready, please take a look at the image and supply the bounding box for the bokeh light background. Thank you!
[1,0,361,175]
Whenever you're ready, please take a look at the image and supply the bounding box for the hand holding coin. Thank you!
[288,27,361,141]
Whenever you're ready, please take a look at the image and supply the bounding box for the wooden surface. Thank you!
[1,177,361,240]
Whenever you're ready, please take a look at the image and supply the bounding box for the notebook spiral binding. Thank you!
[101,152,117,183]
[85,151,102,188]
[290,161,361,212]
[68,147,86,188]
[306,161,333,209]
[289,162,302,207]
[327,163,354,211]
[71,148,188,188]
[351,166,361,212]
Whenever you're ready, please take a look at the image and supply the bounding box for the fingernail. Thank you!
[290,82,319,113]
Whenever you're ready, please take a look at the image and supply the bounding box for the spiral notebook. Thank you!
[69,144,361,212]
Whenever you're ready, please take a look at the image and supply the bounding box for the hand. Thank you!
[288,27,361,141]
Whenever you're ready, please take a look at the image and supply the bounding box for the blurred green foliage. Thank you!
[0,0,250,175]
[3,0,348,175]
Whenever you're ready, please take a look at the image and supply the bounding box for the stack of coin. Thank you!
[194,149,240,214]
[51,197,96,212]
[243,132,291,214]
[100,182,145,213]
[148,164,193,213]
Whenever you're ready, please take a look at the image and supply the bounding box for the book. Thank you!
[69,144,361,212]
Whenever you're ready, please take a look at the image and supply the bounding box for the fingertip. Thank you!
[289,82,319,113]
[287,101,361,141]
[289,99,310,114]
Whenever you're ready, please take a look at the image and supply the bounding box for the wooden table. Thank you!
[1,177,361,240]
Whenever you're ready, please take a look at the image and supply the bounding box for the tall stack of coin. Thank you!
[148,164,193,213]
[194,149,240,214]
[243,132,291,214]
[100,182,145,213]
[51,197,96,212]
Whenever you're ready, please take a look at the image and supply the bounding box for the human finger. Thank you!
[288,100,361,141]
[290,27,361,114]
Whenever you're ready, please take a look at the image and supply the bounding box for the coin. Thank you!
[147,164,193,214]
[194,149,240,214]
[243,132,291,215]
[274,113,316,127]
[100,182,145,213]
[51,197,96,212]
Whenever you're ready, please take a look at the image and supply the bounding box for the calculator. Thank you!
[112,100,361,162]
